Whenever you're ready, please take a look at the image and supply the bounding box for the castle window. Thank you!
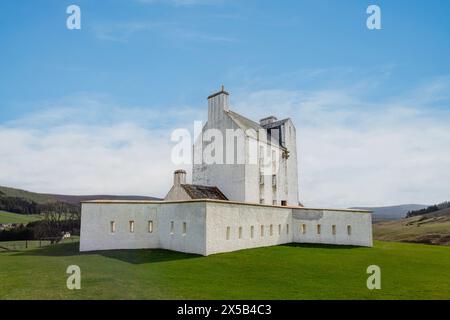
[301,224,306,234]
[226,226,231,240]
[317,224,321,235]
[347,225,352,236]
[270,224,273,236]
[286,224,289,234]
[259,145,264,161]
[272,150,276,173]
[281,200,287,206]
[250,226,254,239]
[259,174,264,185]
[238,227,243,239]
[260,225,264,237]
[148,221,153,233]
[260,198,265,204]
[278,224,281,235]
[170,221,174,234]
[272,175,277,188]
[110,221,116,233]
[129,221,135,233]
[272,200,277,205]
[332,225,336,235]
[182,222,187,235]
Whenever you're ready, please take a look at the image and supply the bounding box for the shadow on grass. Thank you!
[14,242,200,264]
[281,243,362,250]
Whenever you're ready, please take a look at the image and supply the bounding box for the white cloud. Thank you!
[137,0,226,6]
[1,78,450,208]
[0,97,196,198]
[93,20,237,44]
[232,82,450,208]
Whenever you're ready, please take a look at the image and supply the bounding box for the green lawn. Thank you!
[0,240,449,300]
[0,211,42,224]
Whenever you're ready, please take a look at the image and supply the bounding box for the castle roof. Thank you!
[181,184,228,201]
[226,110,290,149]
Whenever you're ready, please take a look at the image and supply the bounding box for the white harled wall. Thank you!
[80,201,208,255]
[80,200,372,256]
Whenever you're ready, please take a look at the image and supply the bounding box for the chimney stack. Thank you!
[260,116,278,126]
[207,85,230,122]
[173,169,186,186]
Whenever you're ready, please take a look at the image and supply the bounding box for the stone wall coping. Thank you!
[81,198,372,213]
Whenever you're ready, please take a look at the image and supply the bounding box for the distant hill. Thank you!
[351,204,429,222]
[406,201,450,218]
[373,207,450,246]
[46,194,161,205]
[0,185,162,215]
[0,186,56,205]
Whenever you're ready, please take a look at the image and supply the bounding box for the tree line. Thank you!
[0,196,80,215]
[0,197,81,242]
[406,201,450,218]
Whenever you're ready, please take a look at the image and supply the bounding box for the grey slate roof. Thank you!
[226,110,289,149]
[181,184,228,200]
[261,118,289,129]
[227,110,263,132]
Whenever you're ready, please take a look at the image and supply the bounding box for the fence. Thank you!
[0,237,78,252]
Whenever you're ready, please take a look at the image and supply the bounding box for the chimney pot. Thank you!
[260,116,278,126]
[174,169,187,186]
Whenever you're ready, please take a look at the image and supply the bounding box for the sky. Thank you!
[1,0,450,207]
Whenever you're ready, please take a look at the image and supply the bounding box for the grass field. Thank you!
[0,211,42,224]
[1,240,449,300]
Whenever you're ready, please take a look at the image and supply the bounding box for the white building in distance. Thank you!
[80,87,373,255]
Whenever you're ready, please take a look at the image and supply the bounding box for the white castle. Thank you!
[80,87,372,256]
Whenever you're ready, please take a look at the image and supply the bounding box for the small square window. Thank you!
[170,221,174,234]
[226,226,231,240]
[281,200,287,206]
[286,224,289,234]
[301,224,306,234]
[278,224,281,235]
[260,225,264,237]
[182,222,187,235]
[129,221,135,233]
[110,221,116,233]
[332,225,336,235]
[347,225,352,235]
[238,226,243,239]
[317,224,321,235]
[250,226,254,238]
[148,220,153,233]
[270,224,273,236]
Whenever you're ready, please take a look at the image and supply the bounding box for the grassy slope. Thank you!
[0,185,160,206]
[0,211,42,224]
[0,186,56,204]
[374,209,450,245]
[0,240,449,299]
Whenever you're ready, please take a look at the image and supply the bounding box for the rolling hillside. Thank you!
[373,207,450,245]
[0,185,161,217]
[0,211,43,224]
[0,186,161,204]
[352,204,429,222]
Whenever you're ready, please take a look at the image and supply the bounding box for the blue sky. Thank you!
[1,0,450,207]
